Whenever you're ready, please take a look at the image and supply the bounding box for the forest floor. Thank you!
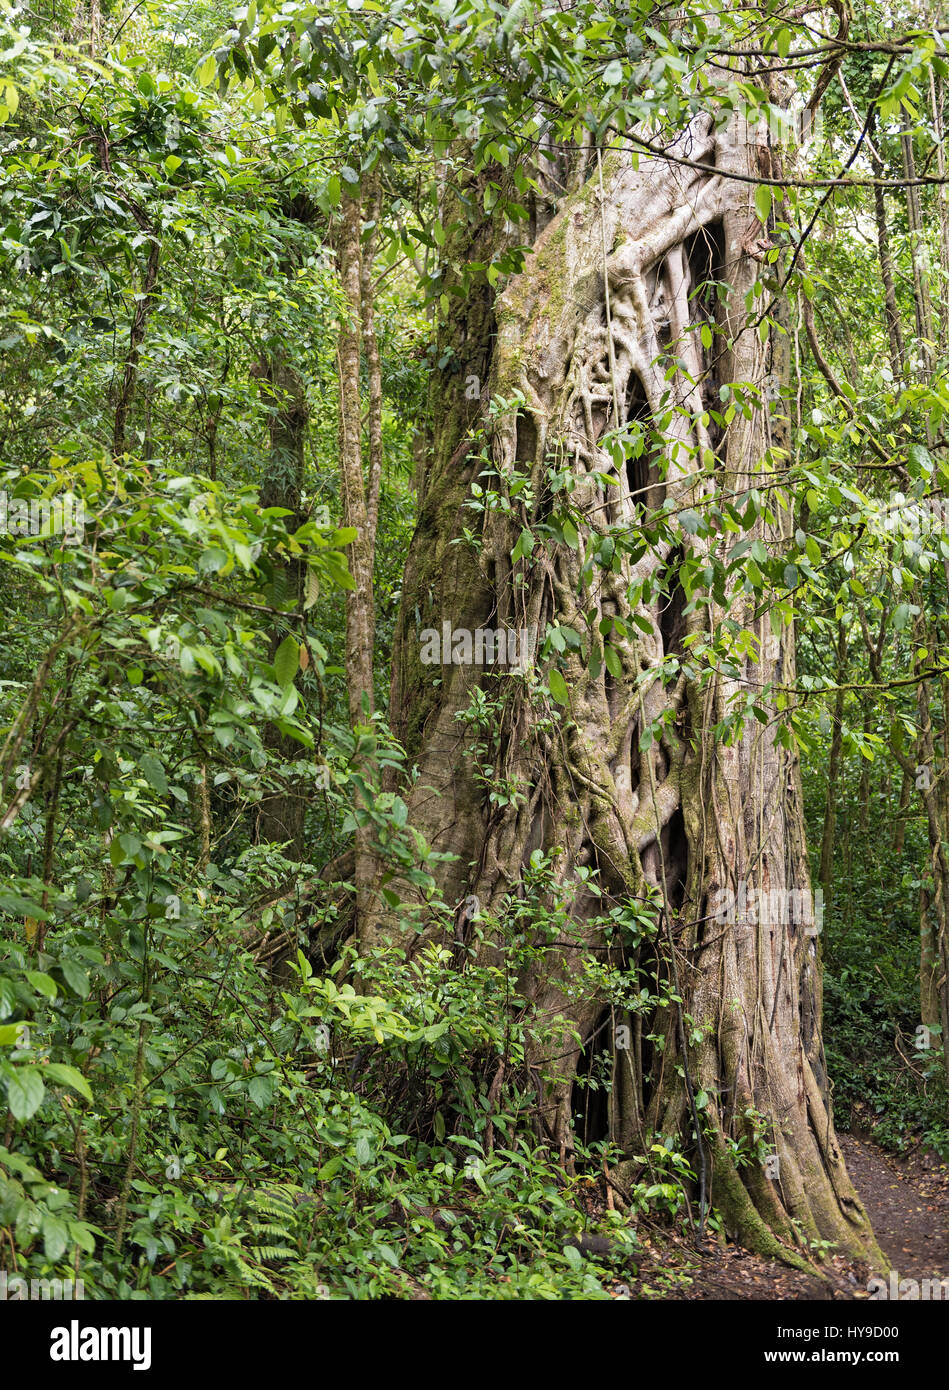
[618,1133,949,1300]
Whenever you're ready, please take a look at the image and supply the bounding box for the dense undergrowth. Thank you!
[802,762,949,1162]
[0,458,686,1298]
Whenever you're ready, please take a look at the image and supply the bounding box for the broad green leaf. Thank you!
[248,1074,273,1109]
[5,1065,45,1120]
[44,1063,92,1102]
[42,1212,69,1262]
[549,669,569,705]
[139,754,168,796]
[26,970,57,1000]
[274,635,300,688]
[60,958,90,998]
[754,183,772,222]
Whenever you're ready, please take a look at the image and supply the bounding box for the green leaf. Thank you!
[754,184,773,223]
[26,970,57,1000]
[512,527,534,563]
[273,635,300,688]
[60,958,90,998]
[42,1211,69,1262]
[248,1075,273,1109]
[44,1063,92,1102]
[549,669,569,705]
[139,754,168,796]
[5,1065,45,1120]
[908,443,933,475]
[0,891,49,920]
[71,1221,97,1255]
[115,833,142,864]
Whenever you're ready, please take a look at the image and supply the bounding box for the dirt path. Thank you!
[838,1133,949,1286]
[623,1132,949,1300]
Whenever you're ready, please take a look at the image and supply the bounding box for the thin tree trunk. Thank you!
[337,188,377,946]
[920,884,941,1031]
[36,747,64,955]
[856,606,887,835]
[868,115,905,379]
[112,240,160,457]
[360,173,384,551]
[337,192,375,720]
[256,361,308,859]
[858,717,872,833]
[900,124,935,372]
[88,0,101,57]
[893,764,912,855]
[195,765,211,874]
[819,623,847,893]
[927,69,949,355]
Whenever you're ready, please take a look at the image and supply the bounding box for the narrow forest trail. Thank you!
[632,1133,949,1300]
[838,1134,949,1288]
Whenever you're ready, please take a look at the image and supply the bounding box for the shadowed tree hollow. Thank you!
[373,101,884,1270]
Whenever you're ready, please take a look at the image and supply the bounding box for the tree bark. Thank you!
[900,125,935,372]
[360,173,384,551]
[868,115,906,380]
[920,884,941,1032]
[382,108,882,1267]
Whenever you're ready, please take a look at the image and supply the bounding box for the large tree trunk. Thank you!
[383,108,882,1268]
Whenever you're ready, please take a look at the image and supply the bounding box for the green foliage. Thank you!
[3,0,949,1304]
[803,755,949,1160]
